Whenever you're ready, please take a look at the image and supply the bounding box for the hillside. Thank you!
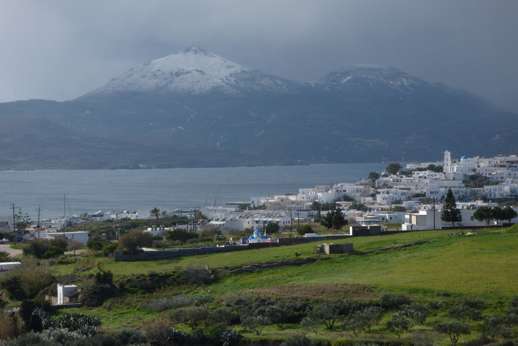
[44,226,518,344]
[0,48,517,169]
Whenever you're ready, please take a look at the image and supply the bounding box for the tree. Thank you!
[441,189,461,226]
[150,208,161,221]
[344,307,382,335]
[117,230,153,255]
[23,239,68,259]
[265,222,280,235]
[320,209,346,230]
[501,206,517,223]
[434,321,470,346]
[15,208,31,230]
[296,224,313,236]
[307,303,340,330]
[387,312,411,338]
[386,162,402,175]
[166,229,198,243]
[368,172,380,182]
[473,206,494,225]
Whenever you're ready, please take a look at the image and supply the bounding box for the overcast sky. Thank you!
[1,0,517,111]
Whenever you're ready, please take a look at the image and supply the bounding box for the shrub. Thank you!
[0,313,20,340]
[380,294,411,310]
[19,300,50,332]
[0,264,54,301]
[434,321,470,346]
[1,332,54,346]
[399,303,429,325]
[166,229,198,243]
[281,335,330,346]
[448,298,485,321]
[170,306,209,328]
[48,313,100,337]
[208,306,240,326]
[0,251,10,262]
[143,319,186,346]
[296,224,313,236]
[481,315,512,339]
[219,329,243,346]
[241,315,270,335]
[306,302,340,330]
[117,230,153,255]
[387,312,411,338]
[265,222,280,235]
[112,329,147,345]
[23,239,68,259]
[344,306,383,335]
[79,268,118,307]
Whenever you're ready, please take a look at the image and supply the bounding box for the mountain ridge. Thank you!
[0,47,516,169]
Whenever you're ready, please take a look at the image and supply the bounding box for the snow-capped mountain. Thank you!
[88,46,297,96]
[0,48,516,169]
[319,65,426,92]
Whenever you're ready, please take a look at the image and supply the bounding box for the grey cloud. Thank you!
[0,0,517,111]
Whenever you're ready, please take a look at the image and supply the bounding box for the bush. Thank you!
[112,329,147,346]
[281,335,330,346]
[434,321,470,346]
[387,312,411,338]
[0,264,54,301]
[23,239,68,259]
[170,306,209,328]
[481,315,512,339]
[19,300,50,332]
[306,302,340,330]
[0,251,10,262]
[166,229,198,243]
[399,303,429,325]
[380,294,411,310]
[296,224,313,236]
[0,313,20,340]
[265,222,280,235]
[48,313,100,337]
[448,298,485,321]
[344,306,383,335]
[117,230,153,255]
[79,269,118,307]
[143,319,186,346]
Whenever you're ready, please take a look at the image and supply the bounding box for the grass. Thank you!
[210,227,518,298]
[52,229,455,277]
[51,226,518,342]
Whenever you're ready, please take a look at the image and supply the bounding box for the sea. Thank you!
[0,163,383,219]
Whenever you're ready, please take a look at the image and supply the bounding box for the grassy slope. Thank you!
[62,226,518,336]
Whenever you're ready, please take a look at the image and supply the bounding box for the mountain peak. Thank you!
[87,47,248,96]
[182,46,210,55]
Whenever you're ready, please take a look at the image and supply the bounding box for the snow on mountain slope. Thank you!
[320,65,426,92]
[88,46,296,96]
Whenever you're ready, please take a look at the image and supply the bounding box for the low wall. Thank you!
[277,234,349,246]
[115,245,250,261]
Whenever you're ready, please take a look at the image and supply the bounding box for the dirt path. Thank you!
[0,244,23,258]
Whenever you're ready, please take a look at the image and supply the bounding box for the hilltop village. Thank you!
[2,151,518,248]
[201,151,518,234]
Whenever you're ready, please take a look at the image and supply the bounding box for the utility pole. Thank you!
[11,203,16,234]
[432,197,436,230]
[63,194,67,231]
[37,205,41,239]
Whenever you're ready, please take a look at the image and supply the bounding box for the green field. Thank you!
[53,226,518,345]
[56,226,518,297]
